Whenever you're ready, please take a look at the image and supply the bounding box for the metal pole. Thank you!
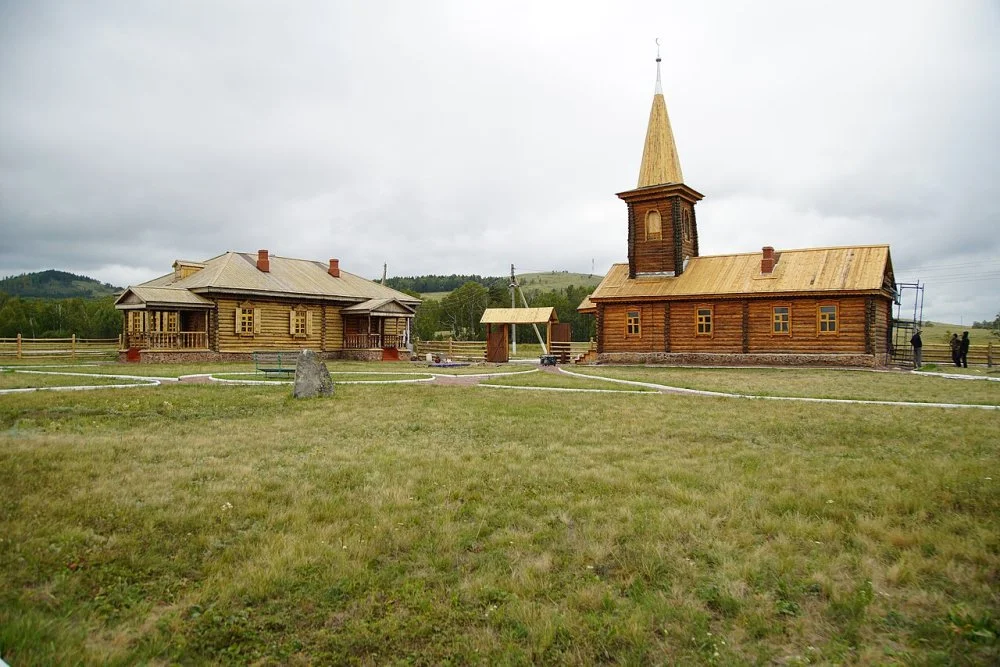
[510,263,517,355]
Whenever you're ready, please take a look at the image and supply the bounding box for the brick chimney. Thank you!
[257,249,270,273]
[761,246,775,274]
[328,258,340,278]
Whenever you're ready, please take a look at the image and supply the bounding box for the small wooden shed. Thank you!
[480,307,559,363]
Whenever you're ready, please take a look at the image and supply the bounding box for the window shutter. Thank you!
[289,309,296,335]
[306,311,313,336]
[234,308,241,335]
[254,308,262,334]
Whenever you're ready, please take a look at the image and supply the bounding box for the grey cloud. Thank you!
[1,0,997,325]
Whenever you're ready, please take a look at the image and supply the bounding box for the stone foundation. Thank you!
[596,352,887,368]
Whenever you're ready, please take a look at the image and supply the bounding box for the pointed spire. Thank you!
[637,39,683,187]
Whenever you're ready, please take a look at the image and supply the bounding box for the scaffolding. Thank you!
[890,281,925,364]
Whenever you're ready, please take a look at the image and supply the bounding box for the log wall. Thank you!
[216,298,328,353]
[669,300,744,353]
[598,295,893,358]
[631,199,678,275]
[323,305,343,352]
[600,303,667,353]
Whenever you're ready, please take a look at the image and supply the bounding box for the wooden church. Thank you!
[580,55,897,366]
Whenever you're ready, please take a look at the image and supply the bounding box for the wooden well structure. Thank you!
[480,307,563,363]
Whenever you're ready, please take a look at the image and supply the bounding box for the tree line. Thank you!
[971,313,1000,330]
[412,281,595,343]
[383,274,506,294]
[0,294,121,339]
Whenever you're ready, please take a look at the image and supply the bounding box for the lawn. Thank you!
[480,370,656,392]
[0,370,154,390]
[570,366,1000,406]
[1,374,998,664]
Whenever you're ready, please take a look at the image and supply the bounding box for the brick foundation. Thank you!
[596,352,887,368]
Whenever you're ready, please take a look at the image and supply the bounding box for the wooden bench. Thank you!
[253,350,301,377]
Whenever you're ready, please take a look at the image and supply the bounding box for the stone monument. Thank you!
[293,349,334,398]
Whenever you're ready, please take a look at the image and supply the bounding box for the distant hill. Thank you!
[516,271,603,295]
[0,270,121,299]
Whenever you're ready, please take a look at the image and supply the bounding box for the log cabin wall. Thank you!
[215,298,330,353]
[742,296,876,354]
[323,305,343,352]
[668,300,743,353]
[597,294,892,358]
[631,199,678,275]
[599,303,667,353]
[873,298,891,355]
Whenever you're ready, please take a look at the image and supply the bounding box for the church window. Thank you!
[696,307,713,335]
[645,210,662,241]
[818,304,838,333]
[682,209,692,241]
[626,309,641,336]
[773,306,790,334]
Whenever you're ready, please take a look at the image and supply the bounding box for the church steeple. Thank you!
[637,42,683,187]
[618,42,703,278]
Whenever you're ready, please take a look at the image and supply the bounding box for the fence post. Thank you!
[118,333,123,349]
[989,342,994,368]
[72,334,77,359]
[17,333,22,359]
[449,338,454,358]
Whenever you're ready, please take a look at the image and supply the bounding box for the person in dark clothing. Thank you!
[950,333,961,367]
[959,331,970,368]
[910,329,923,369]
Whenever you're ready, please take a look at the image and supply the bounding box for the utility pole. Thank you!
[381,263,387,286]
[510,263,517,354]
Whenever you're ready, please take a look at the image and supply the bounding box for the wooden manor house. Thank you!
[579,56,897,367]
[115,250,420,362]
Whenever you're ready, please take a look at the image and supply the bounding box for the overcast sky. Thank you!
[1,0,998,324]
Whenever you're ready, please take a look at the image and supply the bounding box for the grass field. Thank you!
[1,365,999,664]
[570,366,1000,405]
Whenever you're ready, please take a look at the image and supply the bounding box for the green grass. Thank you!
[480,370,656,392]
[922,322,998,345]
[1,376,999,664]
[918,363,1000,378]
[571,366,1000,405]
[0,370,152,390]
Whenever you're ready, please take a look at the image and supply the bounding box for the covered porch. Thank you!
[342,298,415,360]
[115,287,213,350]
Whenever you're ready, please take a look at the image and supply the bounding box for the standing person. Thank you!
[960,331,971,368]
[910,329,923,369]
[950,333,961,367]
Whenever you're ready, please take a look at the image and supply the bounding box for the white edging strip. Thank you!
[0,381,160,395]
[481,384,653,394]
[558,368,1000,410]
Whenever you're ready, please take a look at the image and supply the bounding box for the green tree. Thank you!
[440,282,489,340]
[413,299,443,341]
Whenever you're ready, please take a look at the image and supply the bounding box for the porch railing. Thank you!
[343,333,407,350]
[126,331,208,350]
[344,333,381,349]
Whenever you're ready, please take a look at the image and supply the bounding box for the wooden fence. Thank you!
[918,342,995,367]
[0,335,121,360]
[414,340,487,362]
[548,340,596,362]
[414,339,596,363]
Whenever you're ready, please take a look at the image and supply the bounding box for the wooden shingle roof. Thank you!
[587,245,893,303]
[480,307,558,325]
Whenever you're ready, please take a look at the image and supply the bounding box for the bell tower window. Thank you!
[645,209,662,241]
